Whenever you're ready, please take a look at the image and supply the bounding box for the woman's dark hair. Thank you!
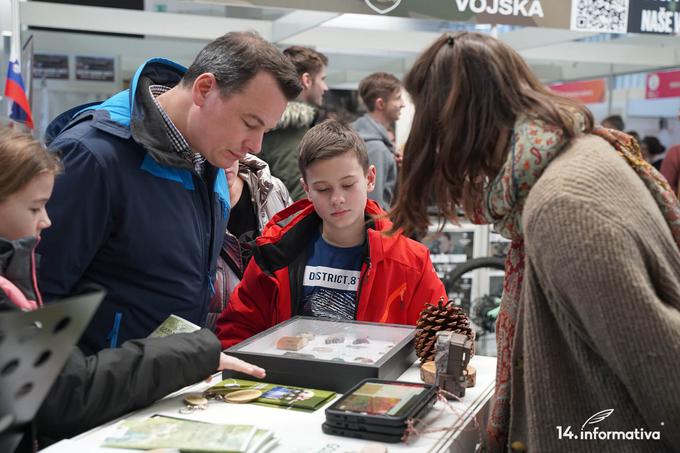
[390,32,593,237]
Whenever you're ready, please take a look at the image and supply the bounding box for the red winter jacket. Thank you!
[215,199,446,349]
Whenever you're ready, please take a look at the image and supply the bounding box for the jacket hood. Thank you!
[0,236,39,304]
[351,114,394,153]
[45,58,191,169]
[238,154,274,205]
[272,102,316,131]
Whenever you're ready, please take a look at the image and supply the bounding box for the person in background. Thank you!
[626,130,640,144]
[37,32,301,354]
[391,32,680,452]
[351,72,405,210]
[0,128,265,452]
[259,46,329,201]
[601,114,624,131]
[215,120,446,349]
[206,155,292,329]
[661,142,680,194]
[641,135,666,171]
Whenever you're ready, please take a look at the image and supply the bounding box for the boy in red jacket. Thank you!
[215,120,446,348]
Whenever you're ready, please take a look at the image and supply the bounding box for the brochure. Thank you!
[149,314,201,338]
[102,416,257,452]
[207,378,336,412]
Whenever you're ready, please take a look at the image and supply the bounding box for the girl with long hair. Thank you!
[0,127,264,452]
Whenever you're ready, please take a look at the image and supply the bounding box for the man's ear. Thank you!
[301,72,313,91]
[300,177,311,200]
[366,165,377,193]
[374,97,385,112]
[192,73,217,107]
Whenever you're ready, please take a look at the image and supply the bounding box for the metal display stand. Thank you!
[0,291,104,452]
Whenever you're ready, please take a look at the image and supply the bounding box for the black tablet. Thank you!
[324,391,436,435]
[325,379,436,427]
[321,422,404,443]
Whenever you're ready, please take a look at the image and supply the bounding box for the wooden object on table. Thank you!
[434,331,473,399]
[276,335,308,351]
[465,365,476,388]
[420,361,436,385]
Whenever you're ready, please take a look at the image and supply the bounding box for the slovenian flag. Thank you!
[4,51,34,129]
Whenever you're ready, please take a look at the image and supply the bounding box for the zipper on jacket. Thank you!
[193,169,214,324]
[353,260,371,320]
[31,237,44,308]
[208,274,216,296]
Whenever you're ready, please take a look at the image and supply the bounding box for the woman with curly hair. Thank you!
[391,32,680,452]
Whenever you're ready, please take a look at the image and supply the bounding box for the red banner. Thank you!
[548,79,606,104]
[646,70,680,99]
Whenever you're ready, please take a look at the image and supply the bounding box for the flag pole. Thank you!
[10,0,20,61]
[5,0,34,130]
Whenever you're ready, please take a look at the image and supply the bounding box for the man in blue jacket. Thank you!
[38,32,302,354]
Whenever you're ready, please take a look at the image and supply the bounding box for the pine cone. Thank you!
[414,297,473,362]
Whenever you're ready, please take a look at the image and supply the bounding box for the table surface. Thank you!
[42,355,497,453]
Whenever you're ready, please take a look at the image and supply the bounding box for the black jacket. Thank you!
[0,236,221,451]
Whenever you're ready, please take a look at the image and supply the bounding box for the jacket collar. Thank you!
[272,101,317,131]
[0,236,40,303]
[254,199,392,271]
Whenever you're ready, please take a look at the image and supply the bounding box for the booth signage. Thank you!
[75,56,115,82]
[33,54,69,80]
[220,0,571,28]
[548,79,607,104]
[216,0,678,34]
[628,0,680,34]
[645,69,680,99]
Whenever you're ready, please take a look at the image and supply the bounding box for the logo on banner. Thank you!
[556,409,663,441]
[364,0,402,15]
[454,0,544,18]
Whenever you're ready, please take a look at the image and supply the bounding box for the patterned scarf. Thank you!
[471,117,680,451]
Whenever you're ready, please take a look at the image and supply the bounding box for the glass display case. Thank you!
[223,317,417,393]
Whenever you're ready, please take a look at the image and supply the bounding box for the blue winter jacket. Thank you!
[38,59,230,354]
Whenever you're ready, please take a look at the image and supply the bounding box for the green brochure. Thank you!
[207,379,336,412]
[102,416,259,452]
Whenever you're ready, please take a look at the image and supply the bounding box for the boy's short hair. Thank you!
[283,46,328,78]
[298,119,369,180]
[358,72,401,112]
[601,114,624,131]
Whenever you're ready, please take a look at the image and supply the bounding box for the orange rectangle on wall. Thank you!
[548,79,607,104]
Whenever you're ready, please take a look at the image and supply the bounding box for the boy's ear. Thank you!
[366,165,377,193]
[300,177,311,199]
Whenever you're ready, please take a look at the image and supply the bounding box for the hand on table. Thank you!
[217,353,266,379]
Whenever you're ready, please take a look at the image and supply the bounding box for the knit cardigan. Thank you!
[508,135,680,452]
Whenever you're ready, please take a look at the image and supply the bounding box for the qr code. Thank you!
[571,0,629,33]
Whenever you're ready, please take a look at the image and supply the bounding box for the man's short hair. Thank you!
[183,31,301,100]
[358,72,402,112]
[601,114,625,131]
[298,119,369,180]
[283,46,328,78]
